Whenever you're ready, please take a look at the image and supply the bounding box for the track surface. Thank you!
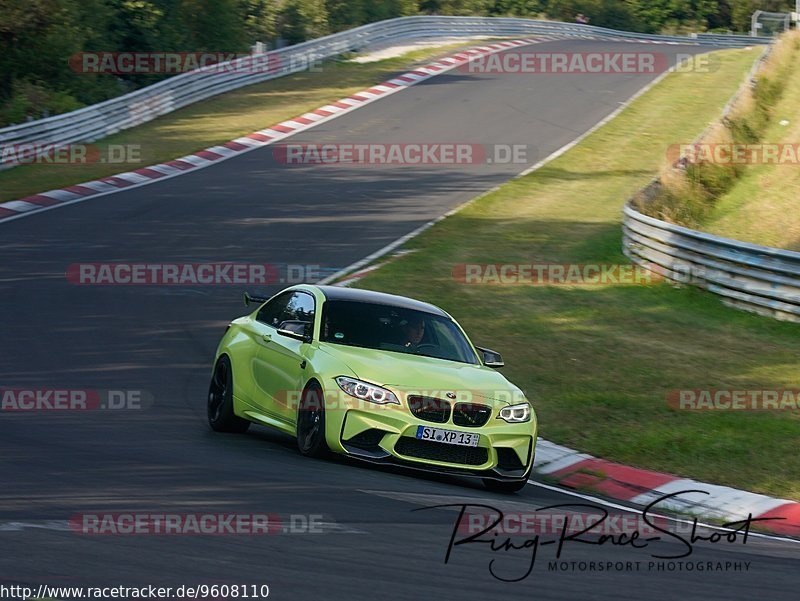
[1,40,796,600]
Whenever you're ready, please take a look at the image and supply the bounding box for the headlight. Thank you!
[335,376,400,405]
[497,402,531,423]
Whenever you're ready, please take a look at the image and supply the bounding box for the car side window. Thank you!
[256,292,293,328]
[256,291,316,333]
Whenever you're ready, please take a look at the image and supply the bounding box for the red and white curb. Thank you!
[0,34,704,225]
[331,263,386,288]
[326,263,800,538]
[310,37,798,539]
[534,439,800,537]
[0,37,561,225]
[308,40,796,538]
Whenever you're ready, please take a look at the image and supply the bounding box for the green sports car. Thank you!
[207,284,537,492]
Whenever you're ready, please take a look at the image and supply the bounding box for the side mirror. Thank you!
[277,320,313,343]
[476,346,504,368]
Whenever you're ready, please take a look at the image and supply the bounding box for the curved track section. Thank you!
[1,40,796,600]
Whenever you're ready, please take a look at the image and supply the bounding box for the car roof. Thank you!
[315,285,448,317]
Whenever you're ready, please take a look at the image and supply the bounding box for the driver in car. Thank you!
[400,315,426,349]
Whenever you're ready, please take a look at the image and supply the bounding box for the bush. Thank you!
[0,80,83,126]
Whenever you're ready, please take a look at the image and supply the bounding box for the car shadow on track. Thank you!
[239,423,517,496]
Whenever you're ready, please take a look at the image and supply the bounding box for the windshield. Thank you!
[320,300,479,365]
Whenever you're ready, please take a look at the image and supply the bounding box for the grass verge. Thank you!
[354,46,800,500]
[0,41,482,203]
[638,31,800,251]
[701,34,800,250]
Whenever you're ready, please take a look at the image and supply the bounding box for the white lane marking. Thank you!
[112,171,151,183]
[277,120,308,130]
[335,97,366,106]
[175,154,212,167]
[146,164,182,176]
[38,189,82,201]
[516,64,674,178]
[527,480,800,544]
[77,180,121,193]
[234,136,266,147]
[362,489,556,513]
[350,91,380,100]
[316,104,345,114]
[332,263,386,287]
[318,44,699,285]
[206,145,238,157]
[0,520,71,532]
[533,452,594,475]
[628,478,792,521]
[8,38,712,227]
[312,45,800,541]
[255,128,286,138]
[0,38,552,226]
[298,112,327,122]
[0,200,40,212]
[532,438,594,473]
[363,483,798,544]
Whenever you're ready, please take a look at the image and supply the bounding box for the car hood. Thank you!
[318,342,523,404]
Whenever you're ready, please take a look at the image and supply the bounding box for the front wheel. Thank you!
[296,382,329,457]
[482,477,529,494]
[207,356,250,433]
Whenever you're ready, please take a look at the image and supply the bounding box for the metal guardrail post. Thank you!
[0,16,770,171]
[623,202,800,323]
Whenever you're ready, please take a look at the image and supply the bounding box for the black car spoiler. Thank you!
[243,292,270,307]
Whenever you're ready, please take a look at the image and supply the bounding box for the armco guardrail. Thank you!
[0,16,767,170]
[623,203,800,323]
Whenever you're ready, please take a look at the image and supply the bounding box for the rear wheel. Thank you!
[296,382,329,457]
[207,356,250,433]
[482,477,529,494]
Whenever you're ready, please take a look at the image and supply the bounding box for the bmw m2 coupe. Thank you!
[208,285,536,492]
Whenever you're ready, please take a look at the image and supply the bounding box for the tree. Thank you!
[241,0,279,41]
[418,0,492,15]
[278,0,329,45]
[363,0,418,22]
[179,0,248,51]
[546,0,641,31]
[325,0,368,32]
[490,0,546,16]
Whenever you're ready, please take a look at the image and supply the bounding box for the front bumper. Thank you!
[325,393,537,481]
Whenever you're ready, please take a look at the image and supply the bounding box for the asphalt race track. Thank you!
[1,39,797,600]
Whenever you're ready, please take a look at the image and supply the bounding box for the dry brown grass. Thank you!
[644,30,800,235]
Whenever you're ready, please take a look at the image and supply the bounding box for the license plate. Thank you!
[416,425,480,447]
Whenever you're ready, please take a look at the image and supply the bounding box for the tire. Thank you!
[207,356,250,433]
[296,382,329,458]
[482,477,529,494]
